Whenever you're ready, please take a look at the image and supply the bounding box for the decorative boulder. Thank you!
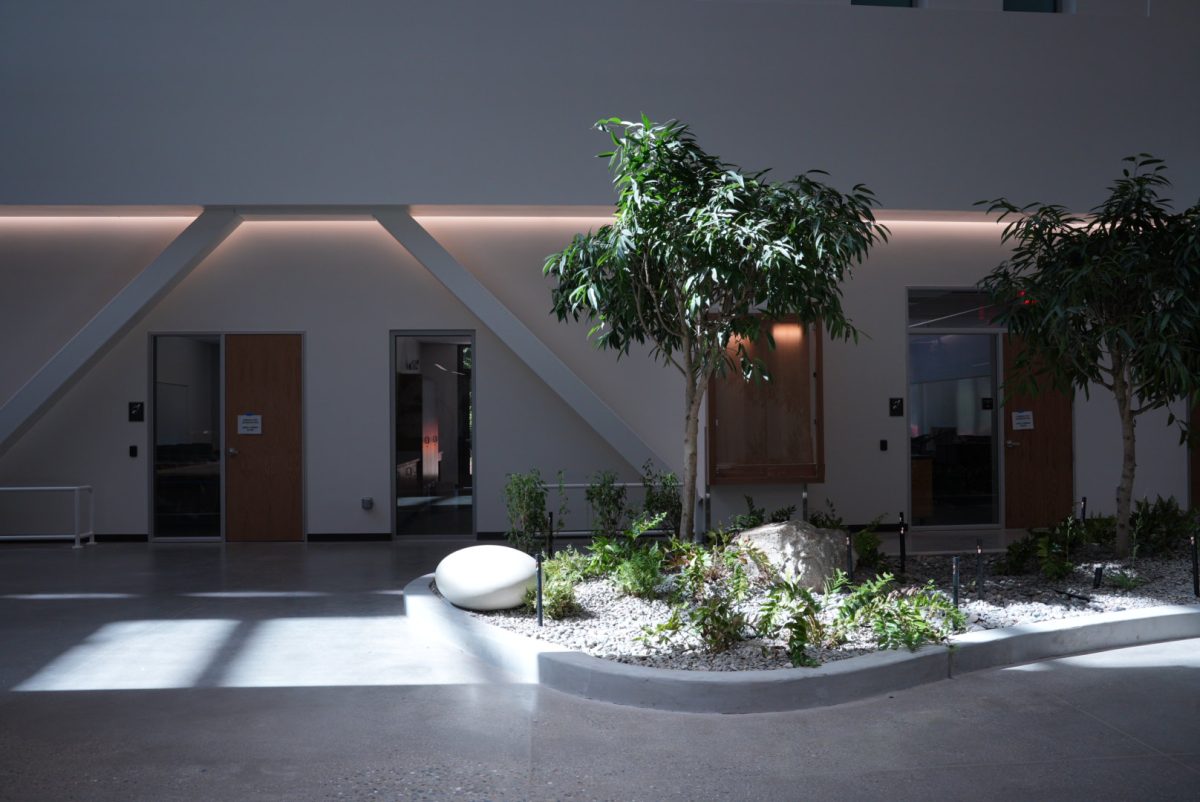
[733,521,849,591]
[434,545,537,611]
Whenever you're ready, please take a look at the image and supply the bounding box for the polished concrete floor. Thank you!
[1,541,1197,801]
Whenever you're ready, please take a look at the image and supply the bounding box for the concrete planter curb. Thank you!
[403,574,1200,714]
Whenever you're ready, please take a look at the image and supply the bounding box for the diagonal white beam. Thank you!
[374,207,665,472]
[0,208,242,456]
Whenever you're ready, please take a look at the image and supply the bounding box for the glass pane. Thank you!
[852,0,914,6]
[154,336,221,537]
[907,289,1003,330]
[395,334,473,535]
[1004,0,1059,12]
[909,334,998,526]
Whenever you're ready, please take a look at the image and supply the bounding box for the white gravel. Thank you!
[456,554,1199,672]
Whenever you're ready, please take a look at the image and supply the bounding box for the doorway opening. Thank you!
[151,333,305,542]
[907,290,1002,527]
[152,335,222,539]
[393,332,474,536]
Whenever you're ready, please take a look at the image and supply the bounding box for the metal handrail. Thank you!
[0,486,96,548]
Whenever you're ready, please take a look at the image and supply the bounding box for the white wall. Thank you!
[1074,389,1189,515]
[0,217,192,407]
[0,214,1191,534]
[0,0,1196,211]
[0,220,634,535]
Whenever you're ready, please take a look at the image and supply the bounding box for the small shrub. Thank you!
[1034,516,1083,580]
[995,535,1037,575]
[730,495,766,530]
[690,595,749,653]
[640,460,682,536]
[769,504,797,524]
[639,593,751,655]
[647,538,770,654]
[732,495,798,530]
[615,545,666,599]
[546,545,593,584]
[829,571,893,636]
[852,516,885,572]
[1036,534,1075,581]
[523,577,580,620]
[504,469,549,554]
[1108,569,1146,591]
[1082,514,1116,548]
[808,500,844,530]
[869,584,965,651]
[639,607,684,647]
[585,469,627,538]
[1131,495,1196,558]
[830,572,964,652]
[757,578,824,667]
[588,511,665,577]
[522,548,585,619]
[671,539,717,602]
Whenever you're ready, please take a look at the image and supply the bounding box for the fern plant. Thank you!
[757,578,824,666]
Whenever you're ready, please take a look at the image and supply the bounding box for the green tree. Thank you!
[979,155,1200,556]
[544,117,888,539]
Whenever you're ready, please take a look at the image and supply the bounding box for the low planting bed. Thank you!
[464,499,1199,672]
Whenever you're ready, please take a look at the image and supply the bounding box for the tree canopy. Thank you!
[545,117,888,539]
[979,154,1200,554]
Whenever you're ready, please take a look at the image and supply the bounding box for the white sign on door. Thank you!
[237,413,263,435]
[1011,411,1034,431]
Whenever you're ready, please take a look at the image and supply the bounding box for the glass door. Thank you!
[907,291,1001,527]
[152,335,221,538]
[393,333,474,535]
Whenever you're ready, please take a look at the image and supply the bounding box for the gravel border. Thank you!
[460,553,1199,672]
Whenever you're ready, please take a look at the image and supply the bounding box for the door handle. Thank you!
[1005,440,1020,449]
[227,447,239,456]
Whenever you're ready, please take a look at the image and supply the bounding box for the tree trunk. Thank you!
[679,371,706,542]
[1112,363,1137,557]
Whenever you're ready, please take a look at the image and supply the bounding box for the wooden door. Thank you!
[1002,335,1073,529]
[225,334,303,541]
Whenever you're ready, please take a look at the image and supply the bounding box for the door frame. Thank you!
[389,329,476,538]
[149,331,306,542]
[905,287,1005,531]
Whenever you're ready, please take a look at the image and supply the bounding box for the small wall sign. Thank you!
[889,397,904,417]
[981,397,994,411]
[237,413,263,435]
[128,401,145,422]
[1011,410,1034,431]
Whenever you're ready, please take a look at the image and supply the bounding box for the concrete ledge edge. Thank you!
[403,574,1200,714]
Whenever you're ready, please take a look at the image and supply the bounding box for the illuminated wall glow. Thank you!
[15,619,238,692]
[2,593,136,601]
[770,323,804,346]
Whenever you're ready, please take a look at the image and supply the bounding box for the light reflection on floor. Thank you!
[13,615,512,692]
[15,619,239,691]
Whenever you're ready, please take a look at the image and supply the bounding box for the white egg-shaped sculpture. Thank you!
[434,545,538,611]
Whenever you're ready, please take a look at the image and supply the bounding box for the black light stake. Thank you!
[1191,534,1198,598]
[898,512,907,576]
[1093,565,1104,589]
[845,533,854,579]
[952,556,961,609]
[547,512,555,558]
[535,550,544,627]
[976,538,984,600]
